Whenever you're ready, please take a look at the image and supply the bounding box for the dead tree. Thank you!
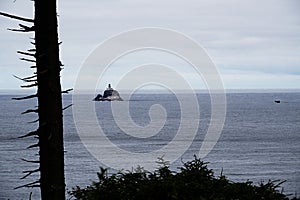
[35,0,65,199]
[1,0,66,199]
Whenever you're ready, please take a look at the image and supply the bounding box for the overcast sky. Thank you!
[0,0,300,91]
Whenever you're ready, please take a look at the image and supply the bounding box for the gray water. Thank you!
[0,92,299,199]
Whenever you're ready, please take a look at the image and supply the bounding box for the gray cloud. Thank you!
[1,0,299,90]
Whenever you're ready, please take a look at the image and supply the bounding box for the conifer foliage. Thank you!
[70,156,298,200]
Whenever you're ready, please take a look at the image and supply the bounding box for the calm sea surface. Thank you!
[0,92,299,199]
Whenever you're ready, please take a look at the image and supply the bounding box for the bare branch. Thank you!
[23,168,40,173]
[21,82,38,88]
[17,51,35,57]
[19,24,35,31]
[28,49,36,52]
[12,94,37,100]
[18,130,39,138]
[63,104,73,111]
[27,143,39,149]
[8,28,24,32]
[21,158,40,164]
[62,88,73,94]
[8,24,35,32]
[20,58,36,63]
[28,185,40,188]
[14,180,40,189]
[22,108,38,115]
[28,119,39,124]
[0,11,34,23]
[21,168,40,179]
[23,74,37,80]
[13,75,36,82]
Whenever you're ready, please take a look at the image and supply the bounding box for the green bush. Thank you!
[69,156,298,200]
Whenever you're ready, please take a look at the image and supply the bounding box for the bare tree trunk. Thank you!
[35,0,65,199]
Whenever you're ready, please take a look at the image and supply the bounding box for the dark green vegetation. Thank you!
[70,156,298,200]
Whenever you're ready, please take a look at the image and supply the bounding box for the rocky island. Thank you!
[93,84,123,101]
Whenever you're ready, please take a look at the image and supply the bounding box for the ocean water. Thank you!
[0,92,299,199]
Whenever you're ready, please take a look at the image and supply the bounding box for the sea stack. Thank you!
[93,84,123,101]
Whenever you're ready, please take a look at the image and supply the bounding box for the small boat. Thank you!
[93,84,123,101]
[274,100,281,103]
